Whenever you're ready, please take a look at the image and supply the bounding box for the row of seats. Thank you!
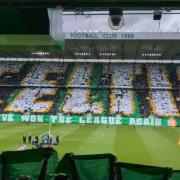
[0,147,179,180]
[0,62,178,88]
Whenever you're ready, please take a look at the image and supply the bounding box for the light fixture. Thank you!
[31,52,50,56]
[74,52,91,56]
[153,10,162,20]
[99,52,116,56]
[141,53,162,57]
[108,9,124,30]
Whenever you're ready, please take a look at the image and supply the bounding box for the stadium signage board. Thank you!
[0,114,179,127]
[66,32,180,40]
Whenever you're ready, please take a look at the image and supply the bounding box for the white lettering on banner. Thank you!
[109,117,115,125]
[129,117,159,126]
[154,118,162,126]
[94,117,100,124]
[86,116,93,124]
[101,117,108,124]
[66,116,72,123]
[58,116,65,123]
[37,115,43,123]
[2,114,8,122]
[79,117,85,124]
[50,116,57,123]
[8,114,14,122]
[149,118,155,126]
[21,115,30,122]
[143,118,151,126]
[22,115,43,122]
[115,116,122,125]
[0,114,178,127]
[2,114,14,122]
[30,115,36,122]
[136,118,143,125]
[129,118,136,125]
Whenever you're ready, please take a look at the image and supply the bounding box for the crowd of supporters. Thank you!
[0,62,179,118]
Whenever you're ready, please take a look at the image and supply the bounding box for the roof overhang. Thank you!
[0,34,180,62]
[1,0,180,10]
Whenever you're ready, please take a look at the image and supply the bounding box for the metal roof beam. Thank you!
[1,1,180,10]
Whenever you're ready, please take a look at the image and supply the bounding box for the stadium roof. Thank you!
[0,1,180,62]
[0,34,180,63]
[1,0,180,10]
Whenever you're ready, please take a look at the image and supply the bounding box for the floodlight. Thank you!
[153,10,162,20]
[108,9,124,30]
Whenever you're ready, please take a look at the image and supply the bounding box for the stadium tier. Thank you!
[0,62,179,119]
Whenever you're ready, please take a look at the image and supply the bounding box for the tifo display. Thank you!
[0,62,179,120]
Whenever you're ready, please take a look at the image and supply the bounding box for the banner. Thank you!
[0,114,180,127]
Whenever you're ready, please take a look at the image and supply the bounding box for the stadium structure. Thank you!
[0,0,180,179]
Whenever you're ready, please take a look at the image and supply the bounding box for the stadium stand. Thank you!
[0,1,180,179]
[0,62,178,118]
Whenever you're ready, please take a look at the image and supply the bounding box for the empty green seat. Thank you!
[116,162,172,180]
[56,153,116,180]
[2,148,58,179]
[171,170,180,180]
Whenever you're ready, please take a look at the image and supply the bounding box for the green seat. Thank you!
[56,153,116,180]
[2,148,58,179]
[171,170,180,180]
[116,162,172,180]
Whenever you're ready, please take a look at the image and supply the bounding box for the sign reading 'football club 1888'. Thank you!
[65,32,180,40]
[67,32,134,39]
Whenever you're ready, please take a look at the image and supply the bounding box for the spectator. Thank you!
[23,134,26,144]
[28,133,32,144]
[56,135,60,144]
